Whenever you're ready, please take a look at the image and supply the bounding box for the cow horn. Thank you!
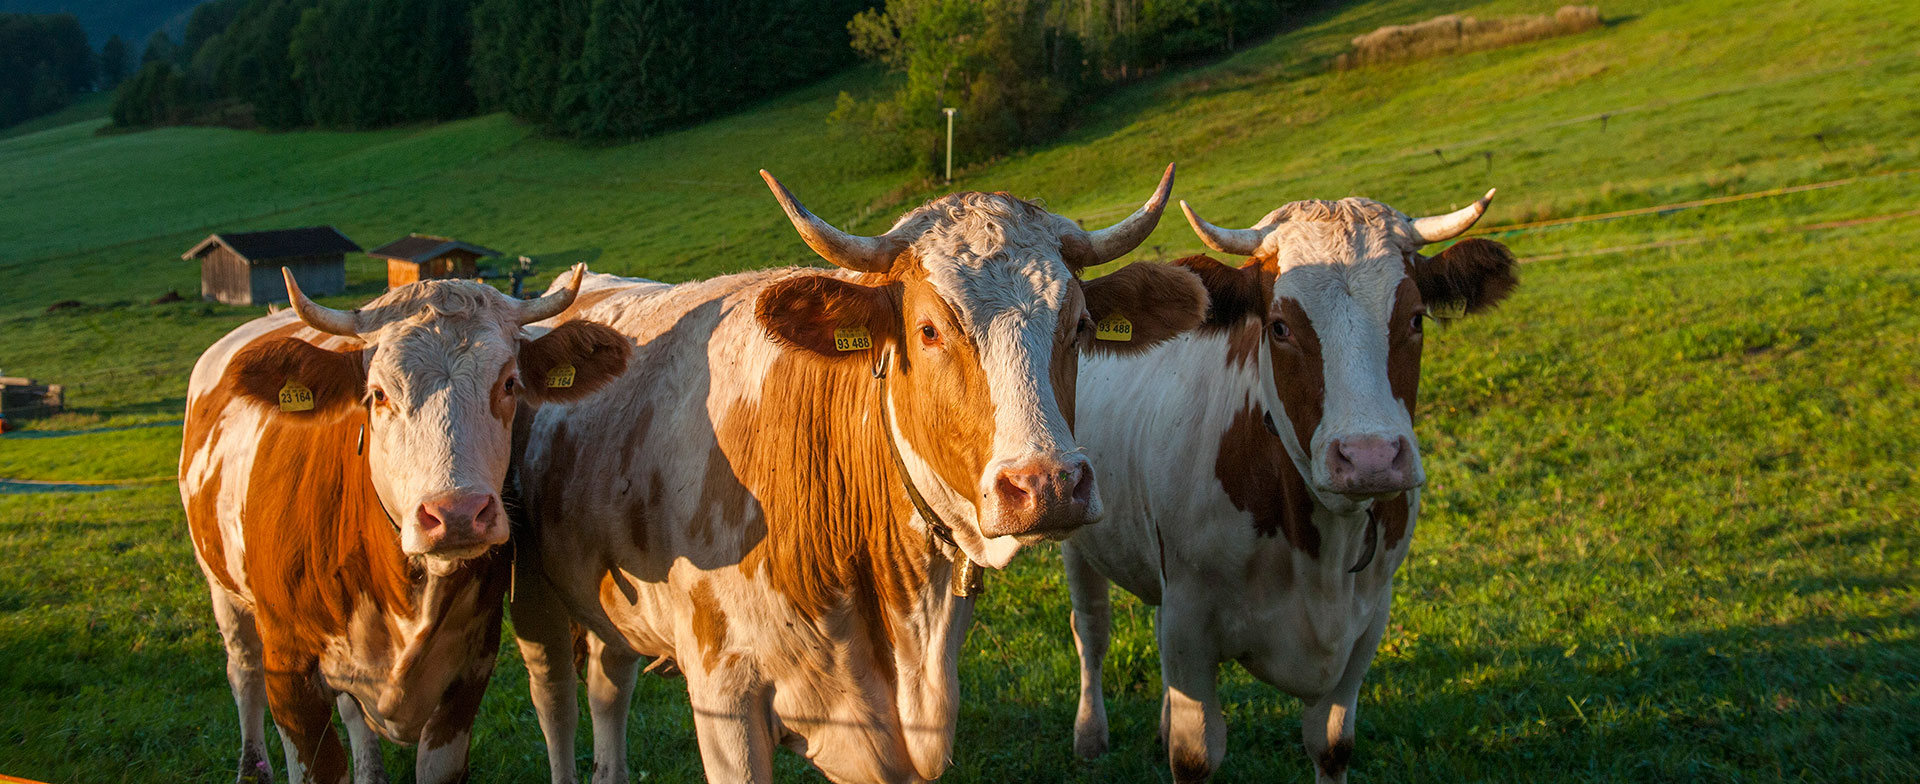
[761,170,902,273]
[516,263,584,325]
[1180,201,1272,256]
[1078,163,1177,266]
[1411,188,1496,244]
[283,267,360,336]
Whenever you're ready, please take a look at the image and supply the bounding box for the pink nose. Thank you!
[987,457,1096,538]
[414,491,503,553]
[1325,436,1416,496]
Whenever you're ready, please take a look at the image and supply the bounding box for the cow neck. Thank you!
[873,348,985,598]
[1256,410,1380,572]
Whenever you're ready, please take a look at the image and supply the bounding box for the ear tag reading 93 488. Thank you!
[277,381,315,412]
[546,364,577,389]
[834,326,873,352]
[1094,314,1133,341]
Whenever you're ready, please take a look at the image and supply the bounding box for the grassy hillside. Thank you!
[1,0,1915,780]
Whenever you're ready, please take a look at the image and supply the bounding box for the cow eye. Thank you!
[1269,320,1291,341]
[503,376,517,394]
[370,387,388,405]
[919,323,940,344]
[1076,315,1094,338]
[1411,312,1428,334]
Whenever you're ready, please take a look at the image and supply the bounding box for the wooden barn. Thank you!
[369,234,502,289]
[182,226,360,306]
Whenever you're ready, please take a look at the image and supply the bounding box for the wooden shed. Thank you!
[369,234,503,289]
[182,226,361,306]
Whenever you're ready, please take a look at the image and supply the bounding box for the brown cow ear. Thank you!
[1414,238,1519,315]
[1081,261,1208,356]
[1175,254,1268,329]
[754,273,897,357]
[519,321,629,403]
[226,337,364,417]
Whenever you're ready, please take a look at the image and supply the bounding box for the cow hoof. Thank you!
[236,755,274,784]
[1073,730,1108,760]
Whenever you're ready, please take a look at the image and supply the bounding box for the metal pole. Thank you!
[943,108,956,185]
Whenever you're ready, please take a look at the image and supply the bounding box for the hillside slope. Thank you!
[0,0,1914,781]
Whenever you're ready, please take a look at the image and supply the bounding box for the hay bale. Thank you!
[1336,6,1603,70]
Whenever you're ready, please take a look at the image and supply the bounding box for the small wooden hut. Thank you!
[0,376,64,422]
[369,234,503,289]
[182,226,360,306]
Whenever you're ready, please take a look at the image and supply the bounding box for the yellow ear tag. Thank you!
[546,364,577,389]
[277,381,315,412]
[1094,314,1133,341]
[833,326,873,352]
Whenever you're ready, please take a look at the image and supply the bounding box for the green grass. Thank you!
[2,0,1916,780]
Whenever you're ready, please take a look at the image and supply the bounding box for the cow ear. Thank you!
[519,321,629,403]
[1175,254,1268,329]
[226,337,364,417]
[754,273,897,357]
[1081,261,1208,356]
[1414,238,1519,315]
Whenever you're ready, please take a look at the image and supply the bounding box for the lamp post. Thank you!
[942,107,957,185]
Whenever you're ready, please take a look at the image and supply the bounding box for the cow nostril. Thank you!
[1069,465,1094,505]
[416,505,445,532]
[996,473,1034,509]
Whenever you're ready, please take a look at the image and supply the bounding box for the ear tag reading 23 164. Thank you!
[277,381,315,412]
[546,364,576,389]
[1094,314,1133,342]
[834,326,873,352]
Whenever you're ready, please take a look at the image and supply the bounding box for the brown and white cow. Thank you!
[509,167,1209,783]
[1062,192,1519,782]
[179,269,626,784]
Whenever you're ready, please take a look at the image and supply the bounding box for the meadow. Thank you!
[1,0,1916,780]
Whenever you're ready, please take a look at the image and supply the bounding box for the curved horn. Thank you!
[516,263,584,325]
[760,170,902,273]
[1180,200,1270,256]
[1082,163,1177,265]
[283,267,359,336]
[1411,188,1496,244]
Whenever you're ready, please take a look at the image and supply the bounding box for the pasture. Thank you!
[1,0,1915,780]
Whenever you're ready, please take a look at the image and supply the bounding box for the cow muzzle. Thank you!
[982,454,1099,540]
[409,490,508,559]
[1323,435,1420,498]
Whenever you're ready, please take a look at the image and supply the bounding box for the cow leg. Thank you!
[1158,607,1225,783]
[585,635,641,784]
[333,694,387,784]
[210,588,275,784]
[685,651,776,783]
[264,663,350,784]
[414,667,494,784]
[1062,543,1112,759]
[512,567,581,784]
[1301,613,1388,784]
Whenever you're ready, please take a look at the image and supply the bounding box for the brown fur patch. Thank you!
[1319,737,1354,778]
[227,337,366,418]
[1216,404,1319,556]
[1270,298,1326,466]
[1082,261,1208,355]
[519,320,630,403]
[689,580,730,671]
[1175,255,1270,331]
[1414,238,1518,315]
[754,273,901,358]
[1171,746,1215,783]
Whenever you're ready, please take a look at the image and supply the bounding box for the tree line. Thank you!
[0,13,111,130]
[103,0,1295,159]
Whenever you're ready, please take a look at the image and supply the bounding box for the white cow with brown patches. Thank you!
[510,168,1211,783]
[1062,192,1520,782]
[180,272,627,784]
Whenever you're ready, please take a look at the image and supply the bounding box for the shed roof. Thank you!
[368,234,503,264]
[182,226,362,262]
